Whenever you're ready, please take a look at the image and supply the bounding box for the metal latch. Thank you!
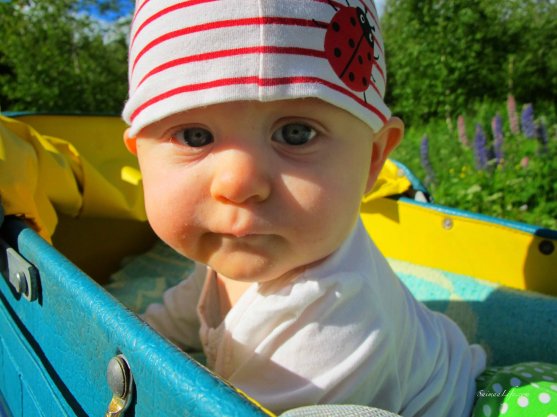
[0,238,39,301]
[105,355,134,417]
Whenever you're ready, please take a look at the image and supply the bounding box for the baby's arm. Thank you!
[141,262,206,350]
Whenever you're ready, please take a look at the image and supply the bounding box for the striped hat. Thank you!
[123,0,390,137]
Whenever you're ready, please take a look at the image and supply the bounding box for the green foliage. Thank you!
[383,1,557,228]
[382,0,557,124]
[393,100,557,229]
[0,0,132,113]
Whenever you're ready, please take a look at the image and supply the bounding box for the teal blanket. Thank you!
[390,259,557,365]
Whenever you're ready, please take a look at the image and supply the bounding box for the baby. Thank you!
[122,1,486,415]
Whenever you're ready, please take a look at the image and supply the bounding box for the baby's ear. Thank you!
[123,128,138,155]
[365,117,404,193]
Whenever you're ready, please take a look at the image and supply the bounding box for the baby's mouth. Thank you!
[218,232,268,242]
[206,208,278,242]
[211,219,271,240]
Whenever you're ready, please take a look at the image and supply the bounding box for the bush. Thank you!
[392,97,557,230]
[382,0,557,124]
[0,0,131,114]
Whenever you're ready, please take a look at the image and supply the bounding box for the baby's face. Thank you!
[130,99,389,283]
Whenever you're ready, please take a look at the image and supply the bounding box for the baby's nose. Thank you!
[210,148,272,205]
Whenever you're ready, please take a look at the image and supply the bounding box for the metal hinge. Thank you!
[0,238,39,301]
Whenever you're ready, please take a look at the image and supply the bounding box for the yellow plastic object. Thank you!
[0,115,81,239]
[0,114,146,241]
[361,197,557,296]
[0,114,153,280]
[363,159,412,202]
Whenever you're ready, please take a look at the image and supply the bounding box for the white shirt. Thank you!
[142,220,486,416]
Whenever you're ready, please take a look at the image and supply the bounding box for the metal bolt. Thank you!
[1,239,38,302]
[107,355,131,399]
[104,355,133,417]
[442,218,454,230]
[539,240,555,256]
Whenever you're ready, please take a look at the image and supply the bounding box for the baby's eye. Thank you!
[173,127,214,147]
[272,123,316,146]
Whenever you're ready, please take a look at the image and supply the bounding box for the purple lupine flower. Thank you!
[507,94,520,135]
[457,115,469,146]
[474,124,488,170]
[491,113,504,165]
[536,121,549,155]
[420,135,435,183]
[521,103,536,139]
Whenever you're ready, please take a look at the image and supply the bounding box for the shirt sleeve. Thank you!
[141,262,206,350]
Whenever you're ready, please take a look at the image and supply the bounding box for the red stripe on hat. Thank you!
[131,0,218,48]
[132,0,150,25]
[373,35,384,56]
[132,17,323,73]
[373,59,385,82]
[326,0,346,9]
[130,76,388,124]
[132,0,336,31]
[368,71,381,97]
[137,46,327,89]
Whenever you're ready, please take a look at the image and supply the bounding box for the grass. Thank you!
[391,97,557,230]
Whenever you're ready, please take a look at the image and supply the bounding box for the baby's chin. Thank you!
[209,258,291,283]
[208,252,332,285]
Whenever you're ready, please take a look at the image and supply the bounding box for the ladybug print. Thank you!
[323,1,377,93]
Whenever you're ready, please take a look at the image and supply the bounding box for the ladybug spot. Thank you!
[362,78,369,87]
[367,52,372,61]
[349,38,355,48]
[332,22,340,32]
[349,72,355,82]
[350,17,356,26]
[358,55,363,64]
[334,48,342,57]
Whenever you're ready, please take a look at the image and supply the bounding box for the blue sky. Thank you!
[82,1,133,21]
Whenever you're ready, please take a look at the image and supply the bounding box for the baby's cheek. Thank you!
[143,182,179,231]
[280,174,327,211]
[144,196,172,240]
[144,185,205,259]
